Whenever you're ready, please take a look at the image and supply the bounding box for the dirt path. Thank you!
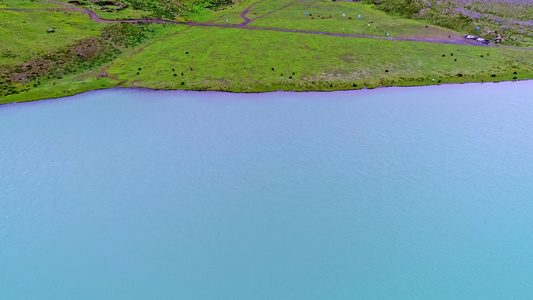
[239,0,266,25]
[1,0,527,49]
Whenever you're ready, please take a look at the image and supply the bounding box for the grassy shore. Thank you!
[107,27,533,91]
[0,0,532,104]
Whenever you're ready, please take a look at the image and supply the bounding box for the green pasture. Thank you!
[247,1,458,38]
[107,27,533,92]
[1,0,532,103]
[184,0,257,24]
[0,10,104,66]
[0,0,58,9]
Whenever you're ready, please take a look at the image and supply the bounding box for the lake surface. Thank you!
[1,82,533,299]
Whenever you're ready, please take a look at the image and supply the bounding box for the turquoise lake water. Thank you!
[1,82,533,299]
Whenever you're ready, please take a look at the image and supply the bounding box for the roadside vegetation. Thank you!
[243,0,460,39]
[359,0,533,47]
[52,0,235,20]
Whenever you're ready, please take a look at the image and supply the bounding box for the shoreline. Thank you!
[2,78,531,107]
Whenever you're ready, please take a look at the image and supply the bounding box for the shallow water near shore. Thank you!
[1,81,533,299]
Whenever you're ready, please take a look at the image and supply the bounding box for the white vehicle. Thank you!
[465,34,476,39]
[476,38,486,42]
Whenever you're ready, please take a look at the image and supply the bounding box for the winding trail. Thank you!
[239,0,266,25]
[1,0,529,48]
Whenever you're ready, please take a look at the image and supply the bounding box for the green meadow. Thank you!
[107,27,533,92]
[0,10,104,66]
[0,0,59,9]
[245,0,458,39]
[0,0,532,103]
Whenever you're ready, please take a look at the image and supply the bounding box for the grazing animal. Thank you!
[513,71,517,74]
[438,80,441,83]
[292,72,295,75]
[138,68,142,70]
[480,55,484,57]
[172,68,175,71]
[457,73,463,77]
[174,74,177,76]
[136,72,139,75]
[271,67,274,71]
[491,74,496,77]
[442,55,445,57]
[289,76,292,79]
[190,67,193,71]
[185,52,189,54]
[385,69,389,72]
[281,73,283,76]
[181,72,184,75]
[181,82,185,85]
[353,84,357,87]
[513,76,518,80]
[450,53,453,56]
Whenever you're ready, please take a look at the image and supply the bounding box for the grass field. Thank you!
[106,27,533,92]
[0,10,104,66]
[246,0,459,39]
[0,0,532,103]
[0,0,59,9]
